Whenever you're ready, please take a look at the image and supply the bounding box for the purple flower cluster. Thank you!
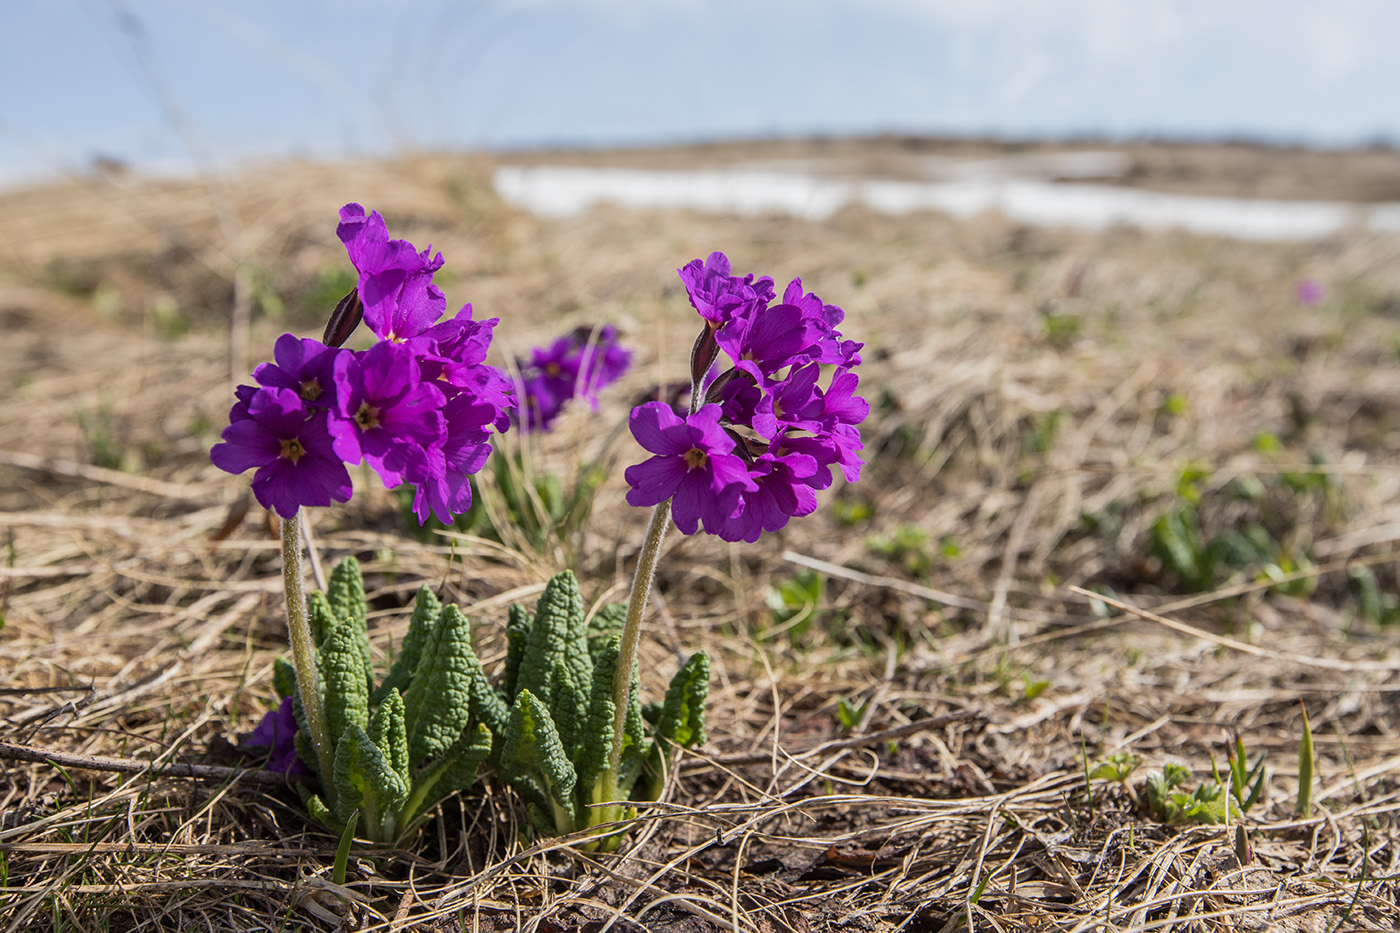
[624,252,867,541]
[513,325,632,432]
[211,204,514,523]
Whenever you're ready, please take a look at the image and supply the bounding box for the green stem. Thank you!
[281,514,335,796]
[600,499,672,809]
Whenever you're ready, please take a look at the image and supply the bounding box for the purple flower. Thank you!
[252,334,342,407]
[213,204,515,524]
[210,387,353,519]
[625,252,866,541]
[244,697,310,775]
[337,203,447,342]
[1296,279,1325,307]
[514,325,632,431]
[623,402,755,535]
[678,252,774,328]
[329,341,446,488]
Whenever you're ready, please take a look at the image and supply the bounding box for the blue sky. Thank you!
[2,0,1396,185]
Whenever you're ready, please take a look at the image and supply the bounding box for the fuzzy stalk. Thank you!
[281,514,335,796]
[599,498,671,812]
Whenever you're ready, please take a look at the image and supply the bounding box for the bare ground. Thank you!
[1,140,1400,931]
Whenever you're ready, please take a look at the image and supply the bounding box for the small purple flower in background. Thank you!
[513,325,632,431]
[1296,279,1325,307]
[211,204,515,521]
[624,252,867,541]
[244,697,309,775]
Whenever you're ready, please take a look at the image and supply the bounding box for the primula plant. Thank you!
[213,212,863,850]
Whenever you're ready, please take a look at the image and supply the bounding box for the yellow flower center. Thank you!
[279,438,306,463]
[354,402,380,431]
[299,379,323,402]
[684,448,708,470]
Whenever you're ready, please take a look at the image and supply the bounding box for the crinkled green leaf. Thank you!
[332,724,409,832]
[614,663,648,803]
[501,689,578,833]
[326,556,367,631]
[402,604,478,768]
[373,586,441,705]
[306,589,336,649]
[503,602,531,701]
[516,572,590,710]
[272,655,298,701]
[306,792,337,831]
[321,617,370,756]
[548,660,581,766]
[587,604,627,661]
[369,688,410,791]
[400,722,493,835]
[576,635,618,802]
[654,651,709,749]
[326,556,373,692]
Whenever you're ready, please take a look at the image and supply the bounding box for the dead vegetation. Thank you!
[2,143,1400,931]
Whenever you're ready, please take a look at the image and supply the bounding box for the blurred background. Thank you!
[3,0,1397,188]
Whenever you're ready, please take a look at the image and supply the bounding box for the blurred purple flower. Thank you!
[244,697,310,775]
[514,325,632,431]
[1296,279,1325,306]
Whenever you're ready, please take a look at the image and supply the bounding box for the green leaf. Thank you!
[401,604,479,769]
[548,661,582,765]
[332,724,409,833]
[306,792,337,831]
[575,636,619,803]
[306,589,337,649]
[1298,703,1315,817]
[654,651,709,749]
[501,689,579,833]
[326,556,373,692]
[614,665,648,802]
[369,688,410,791]
[272,656,298,701]
[516,572,591,711]
[587,604,627,661]
[333,809,359,886]
[373,585,442,705]
[321,617,370,756]
[503,602,531,701]
[327,556,367,632]
[400,723,494,836]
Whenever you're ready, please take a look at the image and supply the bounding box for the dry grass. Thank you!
[2,143,1400,931]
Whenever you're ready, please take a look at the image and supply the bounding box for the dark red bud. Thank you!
[322,288,363,347]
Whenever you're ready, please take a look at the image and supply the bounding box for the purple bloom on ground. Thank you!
[337,203,447,341]
[1296,279,1325,306]
[624,402,755,535]
[514,325,633,431]
[245,696,310,775]
[210,387,353,519]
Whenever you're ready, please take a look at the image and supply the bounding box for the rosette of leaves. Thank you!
[480,570,709,847]
[274,557,494,845]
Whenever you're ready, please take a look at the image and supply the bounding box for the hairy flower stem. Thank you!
[280,515,335,796]
[599,499,672,813]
